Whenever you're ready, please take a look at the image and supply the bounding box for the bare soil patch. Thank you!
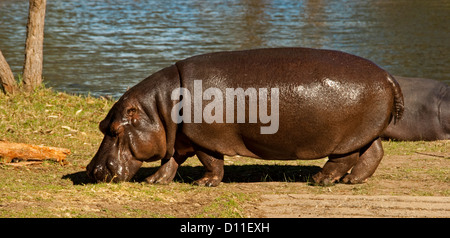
[258,194,450,217]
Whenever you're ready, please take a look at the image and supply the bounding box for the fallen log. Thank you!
[0,141,70,165]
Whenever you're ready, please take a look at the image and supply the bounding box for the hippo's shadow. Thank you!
[135,164,322,184]
[62,171,95,185]
[62,164,322,185]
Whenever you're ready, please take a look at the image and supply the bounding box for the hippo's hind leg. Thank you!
[193,149,224,187]
[312,151,359,186]
[342,138,384,184]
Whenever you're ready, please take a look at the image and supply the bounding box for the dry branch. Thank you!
[0,141,70,165]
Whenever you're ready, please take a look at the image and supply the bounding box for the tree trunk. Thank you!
[0,49,17,94]
[22,0,46,92]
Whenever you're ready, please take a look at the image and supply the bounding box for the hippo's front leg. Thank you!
[193,150,224,187]
[145,154,188,184]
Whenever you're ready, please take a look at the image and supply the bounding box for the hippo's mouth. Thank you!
[86,154,143,183]
[86,162,117,182]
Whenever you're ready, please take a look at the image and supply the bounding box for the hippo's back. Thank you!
[175,48,398,160]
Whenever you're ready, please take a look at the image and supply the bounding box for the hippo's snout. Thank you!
[86,160,116,182]
[86,137,121,182]
[86,135,143,183]
[86,153,142,183]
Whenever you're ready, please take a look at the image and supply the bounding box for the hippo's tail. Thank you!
[386,75,404,124]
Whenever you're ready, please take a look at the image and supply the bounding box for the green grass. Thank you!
[0,85,114,166]
[383,139,449,157]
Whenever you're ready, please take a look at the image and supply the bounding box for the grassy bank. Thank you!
[0,87,448,217]
[0,86,114,166]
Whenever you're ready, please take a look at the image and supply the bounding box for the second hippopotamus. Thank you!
[381,76,449,141]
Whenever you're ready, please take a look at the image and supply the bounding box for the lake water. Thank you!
[0,0,449,98]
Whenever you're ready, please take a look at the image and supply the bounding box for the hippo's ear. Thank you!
[99,118,109,135]
[99,119,124,137]
[110,121,124,136]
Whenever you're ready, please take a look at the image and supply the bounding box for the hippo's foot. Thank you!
[311,172,341,186]
[341,174,368,184]
[311,151,359,186]
[145,171,174,185]
[194,149,224,187]
[193,174,222,187]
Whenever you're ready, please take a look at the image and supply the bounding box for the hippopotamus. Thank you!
[381,76,449,141]
[86,47,404,186]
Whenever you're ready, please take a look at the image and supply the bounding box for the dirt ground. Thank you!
[0,141,449,218]
[249,154,449,217]
[258,194,449,217]
[246,153,449,218]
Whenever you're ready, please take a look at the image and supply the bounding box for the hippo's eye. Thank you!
[127,108,137,117]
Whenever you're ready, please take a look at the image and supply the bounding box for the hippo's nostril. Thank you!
[86,164,107,182]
